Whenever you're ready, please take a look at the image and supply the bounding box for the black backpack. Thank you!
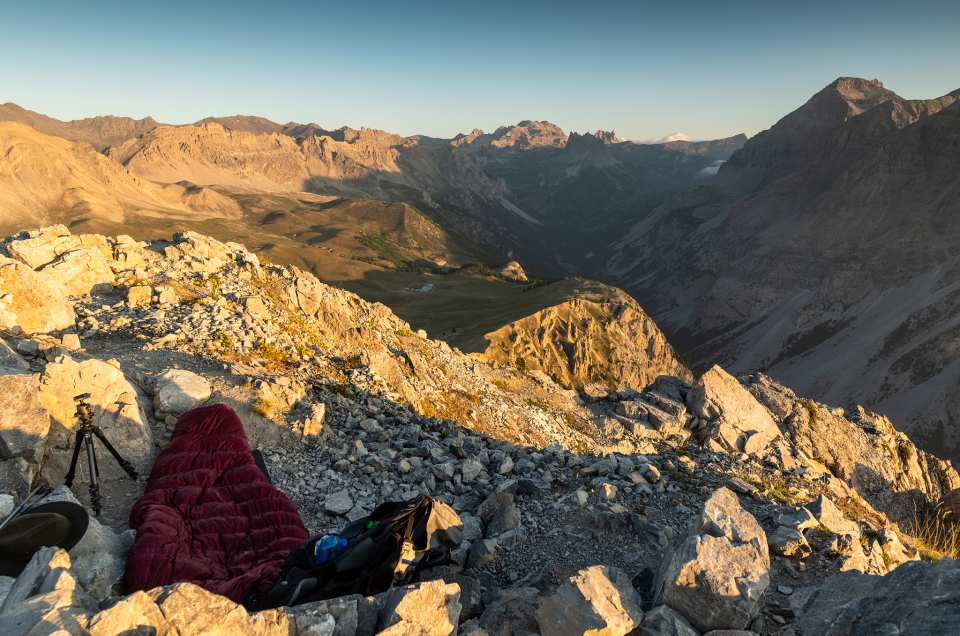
[248,496,463,610]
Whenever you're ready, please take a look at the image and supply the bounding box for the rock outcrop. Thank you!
[687,365,781,455]
[748,372,960,521]
[483,288,693,391]
[793,557,960,636]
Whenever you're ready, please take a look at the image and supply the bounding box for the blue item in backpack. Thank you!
[313,535,348,565]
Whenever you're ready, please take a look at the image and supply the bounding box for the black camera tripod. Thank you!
[64,393,139,516]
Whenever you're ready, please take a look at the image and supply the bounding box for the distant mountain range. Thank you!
[5,78,960,466]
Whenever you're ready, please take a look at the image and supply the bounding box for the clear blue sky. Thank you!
[1,0,958,141]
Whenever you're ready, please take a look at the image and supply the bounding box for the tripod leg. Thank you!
[91,427,139,481]
[64,430,86,488]
[85,433,102,517]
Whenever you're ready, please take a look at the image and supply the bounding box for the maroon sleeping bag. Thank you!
[125,403,308,603]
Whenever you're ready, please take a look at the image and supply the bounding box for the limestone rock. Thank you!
[147,582,291,636]
[38,356,154,482]
[0,576,13,608]
[4,227,81,269]
[750,374,960,522]
[637,605,699,636]
[467,538,498,569]
[0,338,29,371]
[767,526,811,559]
[654,488,769,633]
[40,247,115,296]
[374,579,461,636]
[0,372,50,463]
[0,567,94,636]
[284,594,378,636]
[477,587,541,636]
[302,403,327,438]
[153,368,212,415]
[537,565,643,636]
[485,506,521,538]
[85,590,176,636]
[324,489,353,515]
[687,366,779,453]
[793,558,960,636]
[156,285,179,305]
[0,256,75,334]
[476,490,513,521]
[127,285,152,307]
[243,296,267,316]
[420,566,483,622]
[805,495,860,537]
[289,275,326,316]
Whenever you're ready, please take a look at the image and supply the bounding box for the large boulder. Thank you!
[39,247,115,296]
[153,369,212,416]
[653,488,770,633]
[793,557,960,636]
[374,579,462,636]
[38,356,154,482]
[687,366,779,454]
[0,371,50,463]
[0,256,75,334]
[537,565,644,636]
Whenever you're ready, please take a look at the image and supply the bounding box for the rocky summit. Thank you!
[0,224,958,635]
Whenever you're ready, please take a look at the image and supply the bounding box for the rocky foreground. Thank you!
[1,226,959,635]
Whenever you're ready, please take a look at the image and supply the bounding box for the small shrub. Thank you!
[515,356,527,371]
[803,400,818,423]
[395,328,413,337]
[253,399,274,418]
[882,552,893,569]
[212,331,233,349]
[329,383,356,401]
[899,444,914,463]
[524,397,550,410]
[493,380,508,391]
[256,341,287,362]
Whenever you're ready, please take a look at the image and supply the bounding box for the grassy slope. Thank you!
[15,186,611,353]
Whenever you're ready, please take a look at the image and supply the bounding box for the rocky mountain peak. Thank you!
[593,130,619,144]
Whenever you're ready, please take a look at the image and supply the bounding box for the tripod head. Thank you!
[74,393,93,428]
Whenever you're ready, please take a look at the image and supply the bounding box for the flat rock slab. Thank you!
[154,369,211,416]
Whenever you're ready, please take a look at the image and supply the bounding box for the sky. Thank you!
[1,0,958,141]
